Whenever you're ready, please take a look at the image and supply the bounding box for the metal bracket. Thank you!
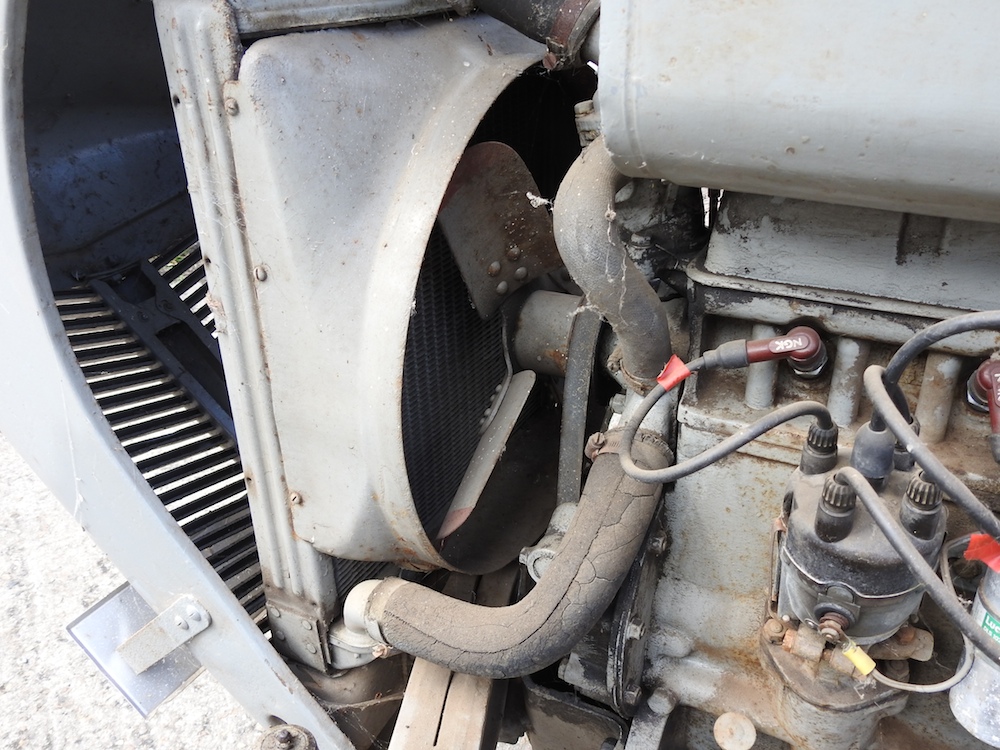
[68,585,206,717]
[117,595,211,675]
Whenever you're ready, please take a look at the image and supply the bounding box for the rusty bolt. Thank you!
[763,618,786,644]
[896,624,916,645]
[818,613,849,644]
[275,728,293,748]
[781,629,796,653]
[506,246,522,261]
[487,261,502,277]
[224,97,239,116]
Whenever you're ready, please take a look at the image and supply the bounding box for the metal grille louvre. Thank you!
[54,243,266,625]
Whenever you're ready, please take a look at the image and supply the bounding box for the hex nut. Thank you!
[257,724,318,750]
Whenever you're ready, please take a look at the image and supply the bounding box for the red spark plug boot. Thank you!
[746,325,828,377]
[968,359,1000,464]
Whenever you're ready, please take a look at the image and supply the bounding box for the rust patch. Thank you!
[543,347,569,374]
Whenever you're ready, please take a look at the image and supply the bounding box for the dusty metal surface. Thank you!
[222,15,542,568]
[154,0,344,677]
[232,0,460,36]
[600,0,1000,222]
[439,142,563,319]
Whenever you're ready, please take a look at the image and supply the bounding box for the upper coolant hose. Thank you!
[553,136,672,392]
[354,438,670,678]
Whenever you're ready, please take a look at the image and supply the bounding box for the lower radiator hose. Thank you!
[354,436,670,678]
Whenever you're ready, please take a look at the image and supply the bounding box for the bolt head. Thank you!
[623,684,642,706]
[763,618,786,644]
[174,615,189,630]
[625,618,646,641]
[224,97,239,115]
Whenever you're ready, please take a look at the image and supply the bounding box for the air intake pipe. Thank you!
[553,136,672,393]
[346,436,670,678]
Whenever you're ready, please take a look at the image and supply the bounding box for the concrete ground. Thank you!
[0,432,263,749]
[0,432,530,750]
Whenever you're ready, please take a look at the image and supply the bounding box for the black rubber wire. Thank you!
[868,535,975,693]
[619,357,835,484]
[864,365,1000,541]
[884,310,1000,387]
[873,310,1000,430]
[839,467,1000,668]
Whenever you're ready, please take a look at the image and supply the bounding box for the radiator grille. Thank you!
[55,272,266,624]
[56,242,385,623]
[401,225,508,538]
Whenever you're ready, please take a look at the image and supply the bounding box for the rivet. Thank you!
[186,606,202,622]
[269,607,281,618]
[301,619,313,631]
[487,261,502,277]
[224,97,239,116]
[306,644,318,654]
[506,246,522,261]
[254,265,268,282]
[275,630,286,641]
[289,492,302,505]
[496,281,509,295]
[174,615,189,630]
[514,266,528,280]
